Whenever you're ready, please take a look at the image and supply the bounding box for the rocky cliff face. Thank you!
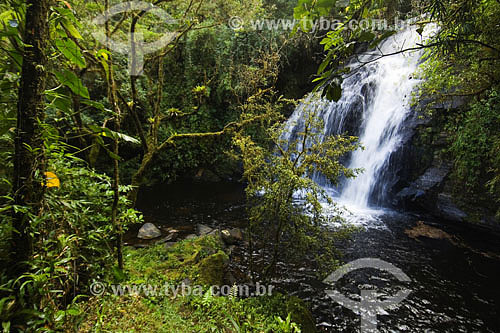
[392,97,500,231]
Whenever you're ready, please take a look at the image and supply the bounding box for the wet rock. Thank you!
[156,232,178,244]
[137,223,162,239]
[168,229,180,236]
[207,229,220,237]
[229,228,243,241]
[196,224,213,236]
[162,227,180,233]
[405,221,453,240]
[185,234,198,240]
[221,228,244,245]
[436,193,467,222]
[395,164,451,212]
[164,242,176,249]
[221,230,232,244]
[226,245,236,256]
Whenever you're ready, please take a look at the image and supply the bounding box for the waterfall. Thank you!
[285,26,433,210]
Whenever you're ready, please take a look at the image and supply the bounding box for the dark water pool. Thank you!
[137,182,500,332]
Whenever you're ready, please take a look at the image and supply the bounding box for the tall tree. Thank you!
[11,0,50,271]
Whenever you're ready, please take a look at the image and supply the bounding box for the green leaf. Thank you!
[54,69,89,99]
[55,38,86,68]
[96,49,110,81]
[2,321,11,333]
[88,125,140,145]
[105,148,121,161]
[81,100,110,113]
[112,266,127,282]
[358,31,375,42]
[54,7,80,25]
[317,51,333,75]
[61,19,82,39]
[52,96,71,113]
[323,81,342,102]
[65,308,80,316]
[107,129,140,144]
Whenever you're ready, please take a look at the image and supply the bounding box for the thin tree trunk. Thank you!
[11,0,50,273]
[128,149,156,206]
[105,0,123,270]
[111,136,123,269]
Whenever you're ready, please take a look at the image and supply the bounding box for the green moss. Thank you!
[81,236,313,332]
[196,250,229,286]
[125,234,225,284]
[286,296,317,333]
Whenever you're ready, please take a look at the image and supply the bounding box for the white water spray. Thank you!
[285,26,435,216]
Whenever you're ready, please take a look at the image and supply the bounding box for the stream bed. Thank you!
[136,181,500,332]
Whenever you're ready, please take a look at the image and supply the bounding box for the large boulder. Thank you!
[435,193,467,222]
[395,164,451,212]
[137,223,162,239]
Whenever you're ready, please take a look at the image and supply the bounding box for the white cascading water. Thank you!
[285,26,434,217]
[339,28,426,208]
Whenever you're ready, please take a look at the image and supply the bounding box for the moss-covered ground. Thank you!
[78,235,316,332]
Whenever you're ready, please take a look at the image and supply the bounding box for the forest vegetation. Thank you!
[0,0,499,331]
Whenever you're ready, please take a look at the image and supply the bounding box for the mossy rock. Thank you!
[196,250,229,286]
[164,269,183,282]
[183,249,201,265]
[285,296,317,333]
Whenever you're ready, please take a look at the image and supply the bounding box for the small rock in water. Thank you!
[221,230,235,244]
[137,223,162,239]
[221,228,243,245]
[196,224,213,236]
[229,228,243,241]
[156,232,177,244]
[405,221,452,241]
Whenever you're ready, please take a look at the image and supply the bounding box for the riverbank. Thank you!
[79,233,316,332]
[130,181,500,332]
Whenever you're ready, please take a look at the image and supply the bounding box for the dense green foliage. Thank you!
[235,105,359,278]
[78,236,309,332]
[2,0,500,331]
[0,140,142,329]
[415,0,500,216]
[0,0,325,331]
